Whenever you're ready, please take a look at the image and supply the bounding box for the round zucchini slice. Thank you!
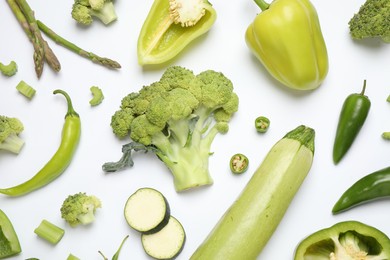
[124,187,170,234]
[141,216,186,260]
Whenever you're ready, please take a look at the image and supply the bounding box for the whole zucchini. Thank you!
[190,125,315,259]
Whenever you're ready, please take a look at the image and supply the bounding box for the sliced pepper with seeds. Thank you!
[0,209,22,259]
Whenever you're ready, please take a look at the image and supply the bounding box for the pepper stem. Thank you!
[253,0,270,11]
[360,79,367,95]
[53,89,79,118]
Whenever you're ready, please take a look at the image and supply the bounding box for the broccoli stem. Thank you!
[0,134,25,154]
[37,20,121,70]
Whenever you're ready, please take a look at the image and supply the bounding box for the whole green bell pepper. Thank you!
[245,0,329,91]
[0,209,21,259]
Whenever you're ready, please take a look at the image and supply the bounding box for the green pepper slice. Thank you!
[0,209,21,259]
[255,116,270,133]
[137,0,216,65]
[294,221,390,259]
[229,153,249,174]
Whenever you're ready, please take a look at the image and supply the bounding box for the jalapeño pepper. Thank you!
[333,80,371,164]
[0,209,21,259]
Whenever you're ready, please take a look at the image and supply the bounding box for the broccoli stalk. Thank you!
[0,116,25,154]
[349,0,390,43]
[103,66,239,192]
[0,61,18,77]
[71,0,118,26]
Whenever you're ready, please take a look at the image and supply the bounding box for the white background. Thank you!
[1,0,390,259]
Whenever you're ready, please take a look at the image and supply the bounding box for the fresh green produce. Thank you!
[89,86,104,106]
[190,125,315,259]
[0,116,25,154]
[333,80,371,164]
[349,0,390,42]
[124,188,170,234]
[36,20,121,70]
[245,0,328,90]
[67,254,80,260]
[0,61,17,77]
[98,235,129,260]
[71,0,118,26]
[332,166,390,214]
[103,66,239,192]
[294,221,390,259]
[6,0,60,78]
[141,216,186,260]
[382,132,390,140]
[0,209,22,259]
[255,116,270,133]
[16,80,36,100]
[0,90,81,196]
[229,153,249,174]
[34,219,64,245]
[60,192,101,227]
[137,0,217,65]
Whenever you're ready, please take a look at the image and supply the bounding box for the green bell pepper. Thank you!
[137,0,217,65]
[245,0,328,91]
[0,209,21,259]
[294,221,390,259]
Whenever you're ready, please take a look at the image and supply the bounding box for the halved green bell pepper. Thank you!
[294,221,390,259]
[0,209,21,259]
[245,0,328,91]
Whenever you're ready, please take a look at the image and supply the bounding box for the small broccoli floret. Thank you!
[89,86,104,106]
[0,116,25,154]
[72,0,117,26]
[169,0,209,27]
[0,61,17,77]
[60,192,101,227]
[348,0,390,43]
[103,66,239,192]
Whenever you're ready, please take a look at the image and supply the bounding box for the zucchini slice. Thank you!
[141,216,186,260]
[124,187,170,234]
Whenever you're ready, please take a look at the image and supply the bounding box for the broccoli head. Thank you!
[71,0,117,26]
[348,0,390,43]
[103,66,239,192]
[0,61,17,77]
[60,192,101,227]
[0,116,25,154]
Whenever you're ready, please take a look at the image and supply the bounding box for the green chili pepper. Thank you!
[229,153,249,174]
[332,80,371,164]
[0,209,21,259]
[255,116,270,133]
[0,89,81,197]
[137,0,217,65]
[332,166,390,214]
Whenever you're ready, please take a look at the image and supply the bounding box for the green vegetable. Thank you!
[229,153,249,174]
[71,0,117,26]
[294,221,390,259]
[349,0,390,43]
[103,66,239,192]
[98,235,129,260]
[332,166,390,214]
[0,90,81,196]
[89,86,104,106]
[0,116,25,154]
[255,116,270,133]
[333,80,371,164]
[34,220,64,245]
[190,125,315,259]
[6,0,60,78]
[66,254,80,260]
[16,80,36,100]
[0,209,22,259]
[0,61,17,77]
[60,192,102,227]
[382,132,390,140]
[245,0,328,90]
[137,0,217,65]
[36,20,121,70]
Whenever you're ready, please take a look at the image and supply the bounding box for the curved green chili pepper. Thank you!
[332,166,390,214]
[0,89,81,197]
[229,153,249,174]
[332,80,371,164]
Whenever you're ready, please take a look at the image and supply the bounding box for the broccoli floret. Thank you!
[0,61,17,77]
[348,0,390,43]
[0,116,25,154]
[60,192,101,227]
[89,86,104,106]
[71,0,117,26]
[103,66,239,192]
[169,0,209,27]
